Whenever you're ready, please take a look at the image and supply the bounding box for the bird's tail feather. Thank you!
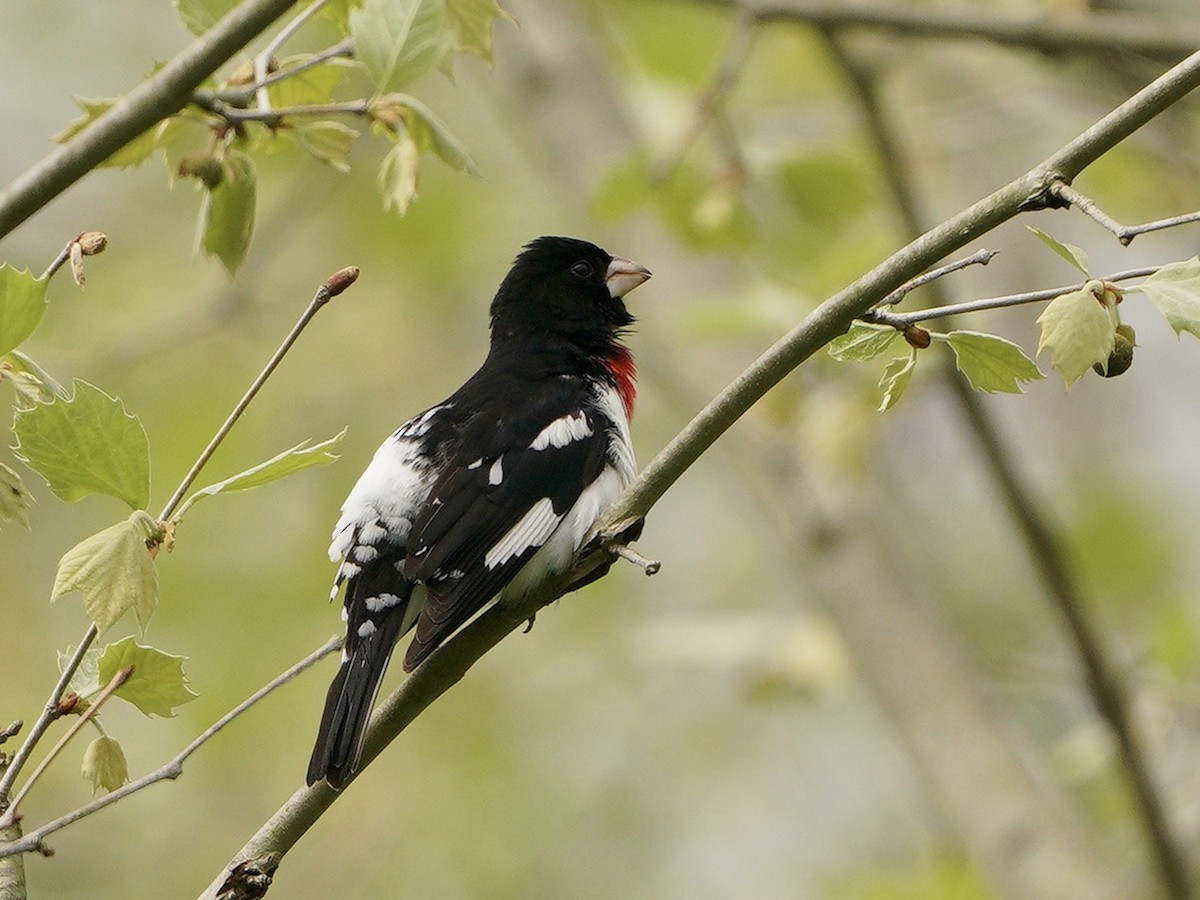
[306,616,403,789]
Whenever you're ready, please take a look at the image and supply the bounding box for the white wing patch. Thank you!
[353,544,380,563]
[328,415,441,561]
[365,593,403,612]
[488,457,504,486]
[531,411,592,450]
[357,521,388,544]
[485,497,562,569]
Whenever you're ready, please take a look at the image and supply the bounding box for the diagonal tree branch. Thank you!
[203,47,1200,898]
[0,0,299,241]
[598,46,1200,535]
[866,265,1165,328]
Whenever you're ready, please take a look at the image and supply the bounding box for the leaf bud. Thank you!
[227,61,256,86]
[324,266,360,297]
[76,232,107,256]
[903,325,932,349]
[1093,326,1135,378]
[57,692,80,716]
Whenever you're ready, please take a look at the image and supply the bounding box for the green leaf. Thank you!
[82,735,129,793]
[828,321,900,361]
[176,430,344,521]
[52,514,160,635]
[0,461,34,528]
[395,95,479,175]
[943,330,1045,393]
[1138,257,1200,341]
[4,351,70,411]
[445,0,509,63]
[175,0,239,35]
[378,134,421,213]
[58,645,105,698]
[267,56,352,108]
[13,379,151,509]
[55,97,162,169]
[295,121,359,173]
[1036,282,1116,388]
[351,0,452,92]
[98,636,198,718]
[199,150,257,274]
[878,351,917,412]
[0,265,49,357]
[1027,225,1091,275]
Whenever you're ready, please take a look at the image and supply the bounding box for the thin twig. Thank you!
[1119,210,1200,243]
[0,665,132,831]
[0,724,21,746]
[873,249,999,309]
[254,0,331,114]
[611,543,661,575]
[39,242,74,282]
[865,265,1164,328]
[0,626,98,806]
[1052,180,1200,245]
[208,39,353,104]
[0,637,341,860]
[192,97,370,126]
[159,267,357,524]
[198,40,354,106]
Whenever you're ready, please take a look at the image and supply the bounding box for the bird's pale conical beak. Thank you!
[606,256,652,299]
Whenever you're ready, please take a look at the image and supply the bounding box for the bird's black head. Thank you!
[489,236,651,354]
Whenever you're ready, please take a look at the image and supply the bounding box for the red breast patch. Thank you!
[606,346,637,420]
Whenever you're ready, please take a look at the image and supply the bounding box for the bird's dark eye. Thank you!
[570,260,594,279]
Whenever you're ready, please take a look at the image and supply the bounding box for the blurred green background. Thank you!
[4,1,1200,897]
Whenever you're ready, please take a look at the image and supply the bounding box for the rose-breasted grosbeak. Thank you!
[307,236,651,788]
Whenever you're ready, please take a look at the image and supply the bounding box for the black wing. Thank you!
[402,378,611,669]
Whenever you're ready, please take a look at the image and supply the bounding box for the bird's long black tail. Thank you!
[307,613,405,789]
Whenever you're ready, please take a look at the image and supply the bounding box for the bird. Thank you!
[307,236,651,788]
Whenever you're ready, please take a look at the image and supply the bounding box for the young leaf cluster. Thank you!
[829,321,1044,411]
[1027,233,1200,387]
[53,0,502,273]
[831,229,1200,407]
